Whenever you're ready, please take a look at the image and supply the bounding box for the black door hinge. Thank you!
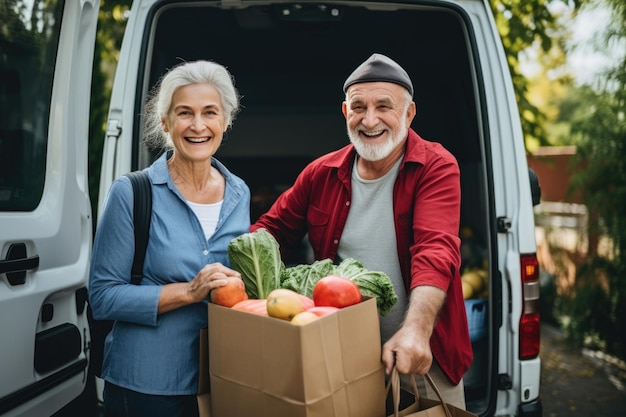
[498,373,512,390]
[497,217,511,233]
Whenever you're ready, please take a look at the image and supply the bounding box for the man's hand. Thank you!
[382,324,433,375]
[381,285,446,375]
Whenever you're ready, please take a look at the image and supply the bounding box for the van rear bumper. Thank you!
[517,398,543,417]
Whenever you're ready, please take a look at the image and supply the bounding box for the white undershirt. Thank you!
[187,200,223,241]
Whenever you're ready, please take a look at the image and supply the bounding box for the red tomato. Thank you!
[313,275,362,308]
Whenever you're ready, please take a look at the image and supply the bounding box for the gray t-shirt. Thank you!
[337,157,408,344]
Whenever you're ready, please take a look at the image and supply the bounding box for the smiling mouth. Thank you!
[185,137,210,143]
[360,130,385,139]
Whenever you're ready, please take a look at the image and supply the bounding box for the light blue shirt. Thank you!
[89,151,250,395]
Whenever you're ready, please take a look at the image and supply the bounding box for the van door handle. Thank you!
[0,243,39,285]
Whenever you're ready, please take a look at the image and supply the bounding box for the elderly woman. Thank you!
[89,60,250,417]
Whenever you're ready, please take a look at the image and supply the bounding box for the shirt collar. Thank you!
[150,151,171,185]
[403,128,427,166]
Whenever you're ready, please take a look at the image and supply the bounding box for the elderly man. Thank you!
[251,53,472,409]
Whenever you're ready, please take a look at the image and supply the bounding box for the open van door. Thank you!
[0,1,100,416]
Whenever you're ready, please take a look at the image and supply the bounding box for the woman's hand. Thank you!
[157,263,241,314]
[187,263,242,303]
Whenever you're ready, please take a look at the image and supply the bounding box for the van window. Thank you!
[0,0,64,211]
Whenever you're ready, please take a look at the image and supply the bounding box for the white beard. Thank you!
[347,115,407,162]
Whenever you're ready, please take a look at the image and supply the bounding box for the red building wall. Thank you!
[526,146,584,204]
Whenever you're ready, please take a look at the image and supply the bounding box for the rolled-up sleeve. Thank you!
[410,154,461,291]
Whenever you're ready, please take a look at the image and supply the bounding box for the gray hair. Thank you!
[143,60,241,150]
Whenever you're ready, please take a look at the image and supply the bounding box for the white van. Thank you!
[0,1,99,416]
[0,1,542,416]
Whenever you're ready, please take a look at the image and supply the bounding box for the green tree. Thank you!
[88,0,131,226]
[562,0,626,359]
[489,0,583,150]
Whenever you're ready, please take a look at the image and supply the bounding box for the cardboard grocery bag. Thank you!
[386,367,478,417]
[208,297,386,417]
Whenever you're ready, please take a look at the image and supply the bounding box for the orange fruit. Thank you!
[210,277,248,307]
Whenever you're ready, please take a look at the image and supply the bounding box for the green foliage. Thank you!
[334,258,398,316]
[281,259,336,298]
[569,90,626,241]
[227,229,285,299]
[88,0,131,226]
[282,258,398,316]
[565,258,626,359]
[558,0,626,360]
[488,0,583,150]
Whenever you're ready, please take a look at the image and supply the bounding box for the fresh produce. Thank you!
[231,299,268,316]
[313,275,362,308]
[290,311,319,325]
[229,285,344,323]
[266,289,304,320]
[297,294,315,310]
[227,229,284,299]
[461,268,488,299]
[282,258,398,316]
[334,258,397,314]
[226,231,398,317]
[306,306,340,317]
[280,259,336,297]
[210,277,248,307]
[462,280,474,300]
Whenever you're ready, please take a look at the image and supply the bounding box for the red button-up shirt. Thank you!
[252,128,473,384]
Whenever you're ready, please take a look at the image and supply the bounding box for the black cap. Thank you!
[343,53,413,96]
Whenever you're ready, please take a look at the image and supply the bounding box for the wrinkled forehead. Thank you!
[345,82,410,105]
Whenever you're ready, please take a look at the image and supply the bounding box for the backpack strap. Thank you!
[125,171,152,285]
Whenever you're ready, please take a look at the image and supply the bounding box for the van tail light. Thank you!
[519,253,540,359]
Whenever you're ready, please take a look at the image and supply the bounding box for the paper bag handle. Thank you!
[385,366,453,417]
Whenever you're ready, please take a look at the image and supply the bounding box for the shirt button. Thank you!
[345,201,350,206]
[333,239,339,245]
[203,250,209,256]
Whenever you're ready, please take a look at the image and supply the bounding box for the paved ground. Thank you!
[540,324,626,416]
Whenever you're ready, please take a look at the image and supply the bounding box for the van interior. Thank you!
[133,3,493,413]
